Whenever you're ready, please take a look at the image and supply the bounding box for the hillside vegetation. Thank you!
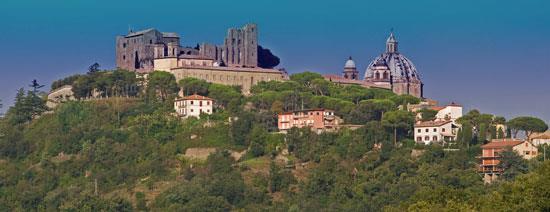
[0,70,549,211]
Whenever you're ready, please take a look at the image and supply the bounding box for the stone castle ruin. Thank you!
[116,24,260,73]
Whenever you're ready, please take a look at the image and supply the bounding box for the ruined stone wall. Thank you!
[223,24,258,68]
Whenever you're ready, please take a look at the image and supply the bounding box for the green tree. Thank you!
[497,127,505,139]
[497,149,529,181]
[418,108,438,121]
[248,126,269,157]
[178,77,210,96]
[289,72,323,90]
[7,88,47,125]
[231,112,254,146]
[88,62,101,74]
[269,162,296,193]
[147,71,178,102]
[478,123,488,143]
[507,116,548,140]
[389,94,420,109]
[382,110,415,146]
[257,45,280,69]
[460,123,473,148]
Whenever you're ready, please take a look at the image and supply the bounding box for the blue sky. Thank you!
[0,0,549,123]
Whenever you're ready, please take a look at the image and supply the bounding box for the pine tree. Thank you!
[461,123,473,148]
[497,127,505,139]
[478,123,487,143]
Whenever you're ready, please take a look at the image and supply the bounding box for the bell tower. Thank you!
[386,31,398,53]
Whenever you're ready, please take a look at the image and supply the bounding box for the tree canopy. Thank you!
[507,116,548,139]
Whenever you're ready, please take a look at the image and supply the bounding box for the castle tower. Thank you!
[223,24,258,68]
[343,56,359,80]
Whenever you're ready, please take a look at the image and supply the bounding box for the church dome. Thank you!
[364,33,421,82]
[344,57,356,69]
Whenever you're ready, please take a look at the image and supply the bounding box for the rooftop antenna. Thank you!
[128,25,133,34]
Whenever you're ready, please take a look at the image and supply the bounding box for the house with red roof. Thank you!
[414,120,460,144]
[479,139,538,182]
[278,109,343,133]
[174,94,213,118]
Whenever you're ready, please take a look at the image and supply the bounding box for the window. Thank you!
[417,137,422,142]
[425,129,429,133]
[190,101,194,105]
[442,128,446,132]
[433,136,438,141]
[150,39,152,44]
[200,101,203,106]
[417,129,421,133]
[123,55,126,60]
[524,151,530,155]
[190,109,194,112]
[433,128,437,132]
[207,101,210,105]
[317,112,320,115]
[425,136,430,141]
[123,43,127,48]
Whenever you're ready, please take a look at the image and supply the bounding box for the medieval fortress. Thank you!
[116,23,424,97]
[115,24,282,94]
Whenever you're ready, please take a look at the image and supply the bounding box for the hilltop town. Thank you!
[0,24,549,211]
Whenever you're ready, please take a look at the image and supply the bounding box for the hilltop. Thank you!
[0,70,549,211]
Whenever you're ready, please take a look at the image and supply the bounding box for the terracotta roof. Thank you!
[532,134,550,140]
[176,94,213,101]
[415,120,452,127]
[447,102,462,107]
[429,106,445,111]
[531,130,550,139]
[278,108,334,115]
[481,139,524,149]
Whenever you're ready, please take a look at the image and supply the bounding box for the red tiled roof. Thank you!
[278,108,334,116]
[176,94,213,101]
[430,106,445,111]
[447,102,462,107]
[415,120,452,127]
[481,139,524,149]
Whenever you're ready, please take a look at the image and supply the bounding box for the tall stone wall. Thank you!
[169,66,286,94]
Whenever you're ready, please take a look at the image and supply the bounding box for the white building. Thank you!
[414,103,463,122]
[531,131,550,146]
[434,103,463,121]
[174,94,213,118]
[414,120,460,144]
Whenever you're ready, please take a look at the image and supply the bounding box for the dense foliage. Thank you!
[0,71,549,211]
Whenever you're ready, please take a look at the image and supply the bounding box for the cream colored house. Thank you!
[531,131,550,146]
[414,120,460,144]
[174,94,213,118]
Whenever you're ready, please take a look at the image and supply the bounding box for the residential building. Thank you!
[174,94,213,118]
[414,120,460,144]
[530,130,550,146]
[479,139,538,183]
[278,109,343,133]
[412,102,463,122]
